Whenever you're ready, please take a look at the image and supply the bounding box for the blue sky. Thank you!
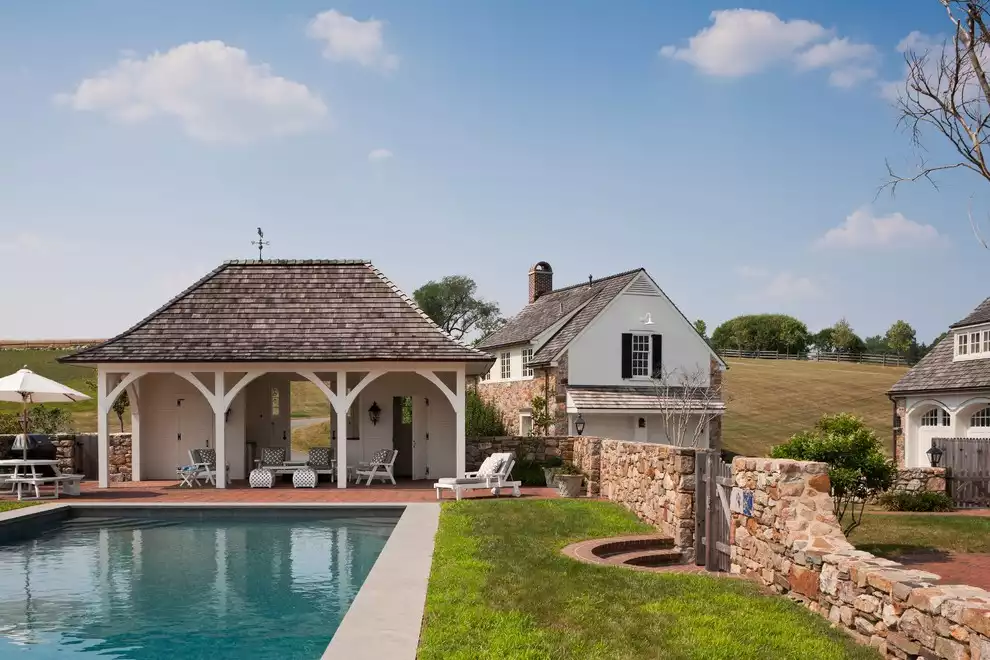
[0,1,985,343]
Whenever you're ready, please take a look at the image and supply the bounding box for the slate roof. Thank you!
[951,296,990,328]
[567,385,726,411]
[888,334,990,394]
[476,269,643,354]
[62,260,494,364]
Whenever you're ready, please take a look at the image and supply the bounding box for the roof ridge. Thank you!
[222,259,371,266]
[544,267,644,295]
[366,264,492,357]
[63,263,232,361]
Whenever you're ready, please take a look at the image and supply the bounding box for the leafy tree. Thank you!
[0,405,72,435]
[694,319,707,337]
[771,413,896,535]
[863,334,890,354]
[711,314,811,353]
[885,320,917,357]
[830,318,864,354]
[811,327,835,353]
[465,390,507,437]
[413,275,504,341]
[112,390,129,432]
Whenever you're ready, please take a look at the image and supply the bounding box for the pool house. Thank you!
[61,260,494,488]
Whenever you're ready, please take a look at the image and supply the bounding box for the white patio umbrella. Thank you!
[0,367,90,459]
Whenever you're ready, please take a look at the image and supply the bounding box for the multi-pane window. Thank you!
[983,331,990,353]
[522,348,534,377]
[972,407,990,427]
[271,387,280,417]
[631,334,651,377]
[973,332,982,354]
[480,369,490,381]
[500,352,511,379]
[920,408,950,427]
[959,333,969,355]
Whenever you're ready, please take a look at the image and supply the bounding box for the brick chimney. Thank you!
[528,261,553,303]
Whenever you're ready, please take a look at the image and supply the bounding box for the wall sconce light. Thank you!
[640,313,654,326]
[574,414,585,436]
[224,408,231,423]
[927,440,944,468]
[368,401,382,426]
[638,417,646,428]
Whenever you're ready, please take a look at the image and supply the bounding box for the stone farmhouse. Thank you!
[475,262,725,447]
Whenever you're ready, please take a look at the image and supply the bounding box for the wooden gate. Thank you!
[934,437,990,509]
[695,450,732,572]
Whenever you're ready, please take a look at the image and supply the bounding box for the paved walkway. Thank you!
[891,551,990,591]
[47,480,558,503]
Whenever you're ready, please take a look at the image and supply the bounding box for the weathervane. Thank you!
[251,227,270,261]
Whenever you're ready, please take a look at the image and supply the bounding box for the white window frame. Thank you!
[519,412,533,436]
[973,332,982,355]
[958,333,969,356]
[972,407,990,427]
[920,408,950,427]
[983,330,990,354]
[522,348,534,378]
[500,352,511,380]
[631,333,651,378]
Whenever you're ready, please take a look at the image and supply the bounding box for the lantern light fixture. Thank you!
[574,414,586,436]
[926,440,944,468]
[368,401,382,426]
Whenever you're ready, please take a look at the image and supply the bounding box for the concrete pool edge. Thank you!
[322,503,440,660]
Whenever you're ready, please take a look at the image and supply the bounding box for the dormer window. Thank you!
[954,326,990,360]
[959,333,969,355]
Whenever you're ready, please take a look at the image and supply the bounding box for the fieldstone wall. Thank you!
[893,401,907,468]
[476,370,559,435]
[466,435,573,470]
[596,439,697,559]
[730,457,990,659]
[0,432,131,481]
[891,467,947,495]
[571,436,602,495]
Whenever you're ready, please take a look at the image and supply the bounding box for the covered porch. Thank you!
[93,362,470,489]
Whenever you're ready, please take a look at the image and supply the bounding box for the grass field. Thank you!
[419,499,876,659]
[2,349,908,459]
[849,512,990,558]
[721,358,907,457]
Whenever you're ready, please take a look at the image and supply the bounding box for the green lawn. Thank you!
[722,359,907,457]
[419,500,877,660]
[848,512,990,558]
[0,501,41,513]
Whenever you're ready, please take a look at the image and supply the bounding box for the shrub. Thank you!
[878,491,954,512]
[466,390,507,437]
[511,457,563,486]
[771,412,896,534]
[0,405,72,434]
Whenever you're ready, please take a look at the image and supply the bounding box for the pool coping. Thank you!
[0,501,441,660]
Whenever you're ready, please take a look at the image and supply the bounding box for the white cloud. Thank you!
[737,268,820,303]
[0,232,44,253]
[307,10,398,71]
[367,148,393,162]
[57,41,328,143]
[816,207,944,250]
[660,9,877,87]
[736,265,769,279]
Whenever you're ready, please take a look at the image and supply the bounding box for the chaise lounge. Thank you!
[433,452,521,501]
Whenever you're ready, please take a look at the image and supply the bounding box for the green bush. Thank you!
[466,390,507,437]
[878,491,954,512]
[512,457,562,486]
[771,412,896,534]
[0,405,72,434]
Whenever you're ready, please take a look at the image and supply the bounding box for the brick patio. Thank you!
[12,479,558,503]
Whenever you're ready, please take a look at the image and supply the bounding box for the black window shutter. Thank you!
[621,333,633,379]
[652,334,663,378]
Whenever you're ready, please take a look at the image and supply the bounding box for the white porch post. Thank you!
[214,371,226,488]
[336,370,348,489]
[128,383,141,482]
[97,367,109,488]
[456,366,466,478]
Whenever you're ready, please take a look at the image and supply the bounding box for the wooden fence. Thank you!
[933,437,990,509]
[720,348,909,367]
[695,449,732,572]
[0,339,104,350]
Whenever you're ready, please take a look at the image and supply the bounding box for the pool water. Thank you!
[0,512,398,659]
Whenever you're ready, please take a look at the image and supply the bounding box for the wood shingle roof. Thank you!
[62,260,493,364]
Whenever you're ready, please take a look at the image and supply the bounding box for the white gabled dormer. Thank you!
[953,325,990,361]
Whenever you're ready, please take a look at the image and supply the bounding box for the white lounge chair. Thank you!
[353,449,398,486]
[434,452,521,501]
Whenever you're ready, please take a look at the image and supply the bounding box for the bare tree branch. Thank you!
[651,364,724,449]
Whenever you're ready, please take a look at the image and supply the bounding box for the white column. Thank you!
[455,366,466,478]
[97,367,109,488]
[336,370,348,489]
[128,383,141,482]
[214,371,227,488]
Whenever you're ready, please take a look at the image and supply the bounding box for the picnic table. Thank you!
[0,459,84,501]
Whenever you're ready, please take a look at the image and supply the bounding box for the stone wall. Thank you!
[476,370,559,435]
[730,457,990,659]
[891,467,947,495]
[572,436,602,496]
[893,400,907,468]
[465,435,573,471]
[596,439,697,559]
[0,432,132,481]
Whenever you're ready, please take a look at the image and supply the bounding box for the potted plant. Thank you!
[541,457,563,488]
[555,463,584,498]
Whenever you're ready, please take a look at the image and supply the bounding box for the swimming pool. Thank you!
[0,508,400,659]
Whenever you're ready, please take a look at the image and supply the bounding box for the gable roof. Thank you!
[475,269,642,352]
[889,333,990,394]
[950,296,990,329]
[62,260,493,364]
